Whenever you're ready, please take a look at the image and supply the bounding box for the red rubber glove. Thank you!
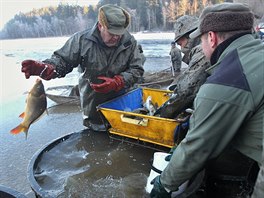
[90,75,125,93]
[21,60,55,80]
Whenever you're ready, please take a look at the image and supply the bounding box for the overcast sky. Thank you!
[0,0,99,30]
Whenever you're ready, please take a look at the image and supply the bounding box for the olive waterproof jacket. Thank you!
[170,46,182,71]
[44,25,144,124]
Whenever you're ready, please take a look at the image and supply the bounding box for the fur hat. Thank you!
[98,4,130,35]
[190,3,254,38]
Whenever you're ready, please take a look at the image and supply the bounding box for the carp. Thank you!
[10,78,47,138]
[144,96,157,116]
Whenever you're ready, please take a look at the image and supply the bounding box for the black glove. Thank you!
[165,146,177,161]
[150,176,171,198]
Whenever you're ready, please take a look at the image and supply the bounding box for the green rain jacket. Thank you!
[161,34,264,191]
[44,25,144,123]
[170,46,182,71]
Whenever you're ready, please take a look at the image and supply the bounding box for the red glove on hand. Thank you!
[21,60,55,80]
[90,75,125,93]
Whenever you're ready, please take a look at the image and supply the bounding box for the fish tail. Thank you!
[10,124,28,135]
[25,131,29,140]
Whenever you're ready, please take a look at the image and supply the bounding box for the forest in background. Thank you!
[1,0,262,39]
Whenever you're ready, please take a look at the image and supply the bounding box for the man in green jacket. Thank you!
[151,3,264,197]
[21,4,144,131]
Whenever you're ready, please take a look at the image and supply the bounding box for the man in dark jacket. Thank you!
[156,15,210,118]
[138,44,146,66]
[21,4,144,131]
[150,3,264,197]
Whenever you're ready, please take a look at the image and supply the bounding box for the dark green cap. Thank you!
[99,4,130,35]
[190,3,254,38]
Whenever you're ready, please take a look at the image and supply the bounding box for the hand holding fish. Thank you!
[21,60,55,80]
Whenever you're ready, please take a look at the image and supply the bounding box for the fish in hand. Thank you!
[10,78,47,138]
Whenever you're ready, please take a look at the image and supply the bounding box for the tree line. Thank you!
[0,0,230,39]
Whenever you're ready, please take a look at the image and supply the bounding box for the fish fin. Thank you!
[10,124,28,135]
[38,110,47,119]
[24,131,29,139]
[19,112,25,118]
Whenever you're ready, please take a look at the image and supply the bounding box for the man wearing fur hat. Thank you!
[151,3,264,197]
[20,4,144,131]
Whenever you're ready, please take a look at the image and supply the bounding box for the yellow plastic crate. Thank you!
[98,88,179,148]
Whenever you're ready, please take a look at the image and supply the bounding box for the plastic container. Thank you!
[145,152,170,193]
[28,130,156,197]
[98,88,179,148]
[0,185,27,198]
[145,152,189,196]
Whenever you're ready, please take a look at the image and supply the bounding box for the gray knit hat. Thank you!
[98,4,130,35]
[190,3,254,38]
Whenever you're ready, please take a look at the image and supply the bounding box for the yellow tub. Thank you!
[98,88,179,148]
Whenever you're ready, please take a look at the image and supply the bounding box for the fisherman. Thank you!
[169,41,181,72]
[174,16,200,65]
[136,44,146,84]
[155,15,210,118]
[151,3,264,197]
[20,4,144,131]
[138,44,146,66]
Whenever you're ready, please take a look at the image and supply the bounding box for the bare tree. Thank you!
[167,0,178,23]
[190,0,199,15]
[178,0,190,16]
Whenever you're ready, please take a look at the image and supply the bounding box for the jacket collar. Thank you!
[210,32,250,65]
[206,33,254,75]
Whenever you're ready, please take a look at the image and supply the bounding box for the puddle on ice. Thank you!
[33,130,155,197]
